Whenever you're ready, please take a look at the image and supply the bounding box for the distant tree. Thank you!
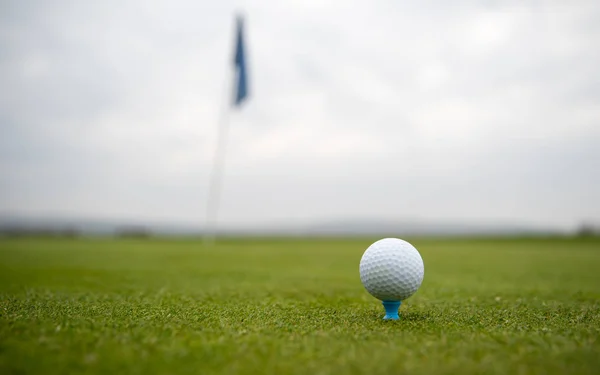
[576,222,599,237]
[116,226,151,238]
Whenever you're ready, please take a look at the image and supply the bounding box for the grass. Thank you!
[1,236,599,374]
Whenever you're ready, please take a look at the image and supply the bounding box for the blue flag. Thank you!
[233,16,248,106]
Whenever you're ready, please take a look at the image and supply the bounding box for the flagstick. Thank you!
[204,77,233,246]
[204,15,247,245]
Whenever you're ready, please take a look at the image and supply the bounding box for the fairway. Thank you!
[1,237,599,374]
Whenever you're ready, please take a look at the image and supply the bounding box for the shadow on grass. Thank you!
[399,311,431,322]
[354,309,433,325]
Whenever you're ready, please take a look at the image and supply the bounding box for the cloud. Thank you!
[1,0,599,229]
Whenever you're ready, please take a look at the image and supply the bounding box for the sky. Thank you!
[1,0,599,230]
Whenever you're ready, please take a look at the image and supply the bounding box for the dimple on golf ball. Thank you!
[359,238,424,301]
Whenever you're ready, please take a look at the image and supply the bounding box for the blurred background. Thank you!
[1,0,599,238]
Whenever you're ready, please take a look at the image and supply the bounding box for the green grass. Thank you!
[1,236,599,374]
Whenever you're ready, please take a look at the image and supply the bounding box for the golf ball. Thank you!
[359,238,424,301]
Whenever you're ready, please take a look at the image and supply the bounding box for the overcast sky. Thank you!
[1,0,599,230]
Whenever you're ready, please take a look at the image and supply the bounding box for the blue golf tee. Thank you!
[382,300,402,320]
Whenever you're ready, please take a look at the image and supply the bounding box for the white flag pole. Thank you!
[204,83,232,246]
[204,15,247,245]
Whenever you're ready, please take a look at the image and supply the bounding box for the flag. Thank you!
[233,16,248,106]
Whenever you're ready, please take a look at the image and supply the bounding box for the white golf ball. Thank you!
[359,238,424,301]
